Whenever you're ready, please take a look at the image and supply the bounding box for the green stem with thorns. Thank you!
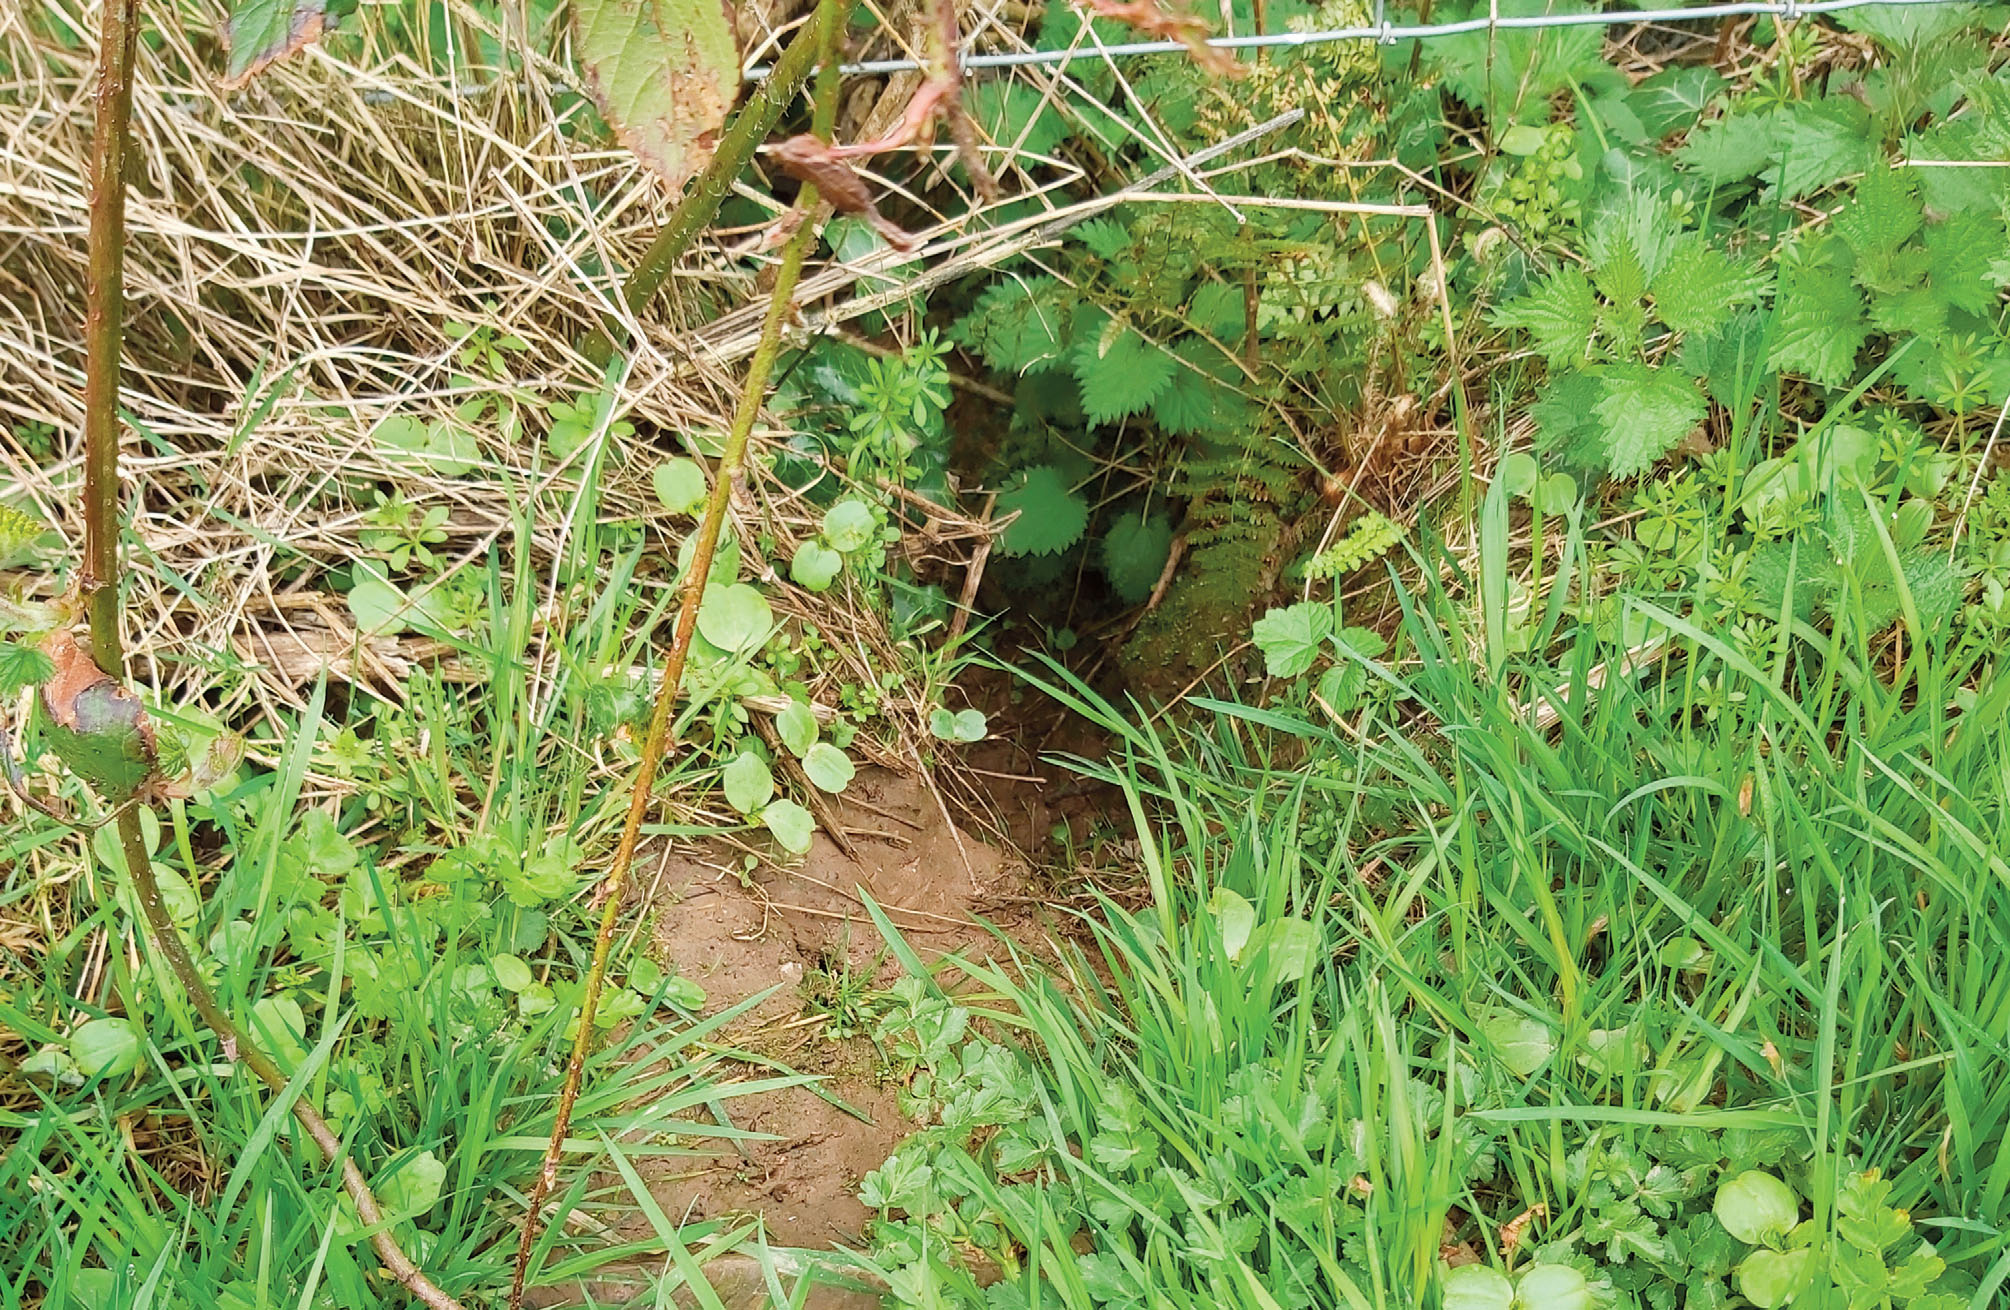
[77,3,462,1307]
[580,6,835,366]
[507,3,846,1304]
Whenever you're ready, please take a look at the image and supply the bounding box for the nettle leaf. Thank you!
[954,277,1071,373]
[1099,512,1174,604]
[1833,164,1923,262]
[1676,109,1776,187]
[996,465,1088,558]
[1926,211,2010,315]
[1769,249,1870,387]
[1071,324,1177,425]
[968,79,1069,159]
[1429,0,1608,124]
[1492,266,1598,366]
[1250,602,1334,678]
[1593,364,1705,479]
[573,0,738,190]
[0,641,55,697]
[1652,238,1772,339]
[1153,339,1245,436]
[1764,96,1875,200]
[1532,369,1611,471]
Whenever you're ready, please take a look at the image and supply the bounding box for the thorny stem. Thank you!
[507,5,846,1305]
[79,4,461,1308]
[580,3,835,367]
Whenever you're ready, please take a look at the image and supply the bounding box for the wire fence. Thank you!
[746,0,1991,79]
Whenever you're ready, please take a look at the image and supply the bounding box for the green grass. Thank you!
[833,542,2009,1307]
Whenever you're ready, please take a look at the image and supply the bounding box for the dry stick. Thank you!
[506,10,844,1306]
[77,3,462,1308]
[579,8,832,367]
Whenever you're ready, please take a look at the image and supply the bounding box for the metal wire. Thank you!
[744,0,1983,79]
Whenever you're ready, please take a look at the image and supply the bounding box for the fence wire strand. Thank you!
[745,0,1986,79]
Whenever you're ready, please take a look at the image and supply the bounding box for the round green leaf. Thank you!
[696,583,773,653]
[378,1149,447,1219]
[1442,1264,1514,1310]
[791,540,843,591]
[347,564,410,636]
[762,799,816,854]
[1715,1170,1798,1244]
[802,742,855,793]
[1513,1263,1592,1310]
[1247,917,1322,984]
[653,458,708,515]
[1735,1248,1811,1309]
[491,953,534,992]
[722,751,775,815]
[1499,123,1550,156]
[250,995,310,1070]
[1207,888,1257,961]
[1475,1007,1557,1078]
[70,1017,143,1080]
[665,975,707,1008]
[1499,451,1540,499]
[676,531,740,581]
[822,499,877,553]
[776,700,819,757]
[927,707,988,743]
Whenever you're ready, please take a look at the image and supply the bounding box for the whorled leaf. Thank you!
[574,0,740,191]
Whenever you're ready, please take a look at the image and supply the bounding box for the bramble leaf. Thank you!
[954,277,1071,373]
[573,0,737,190]
[222,0,351,89]
[1251,602,1333,678]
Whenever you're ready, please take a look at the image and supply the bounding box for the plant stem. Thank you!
[580,8,833,367]
[507,6,844,1305]
[77,5,461,1308]
[80,0,141,676]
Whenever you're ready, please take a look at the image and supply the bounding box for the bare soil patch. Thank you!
[637,765,1050,1251]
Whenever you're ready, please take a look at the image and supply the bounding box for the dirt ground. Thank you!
[635,765,1057,1252]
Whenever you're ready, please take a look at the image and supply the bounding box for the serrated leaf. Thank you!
[1925,211,2009,315]
[1652,238,1772,338]
[573,0,738,191]
[1492,265,1598,366]
[1532,369,1611,471]
[1250,602,1333,678]
[1153,339,1243,436]
[1833,164,1923,261]
[1592,364,1705,479]
[1099,512,1174,604]
[1764,97,1874,200]
[0,504,42,559]
[1628,66,1727,139]
[0,641,54,697]
[801,742,854,793]
[1769,252,1870,387]
[1427,0,1607,123]
[968,79,1068,159]
[954,277,1070,373]
[1677,110,1775,187]
[996,466,1088,558]
[1071,326,1177,425]
[222,0,344,89]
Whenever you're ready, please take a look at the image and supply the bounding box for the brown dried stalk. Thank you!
[505,2,847,1304]
[78,2,461,1307]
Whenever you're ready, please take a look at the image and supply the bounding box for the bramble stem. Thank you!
[507,4,846,1305]
[581,8,834,366]
[78,5,460,1307]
